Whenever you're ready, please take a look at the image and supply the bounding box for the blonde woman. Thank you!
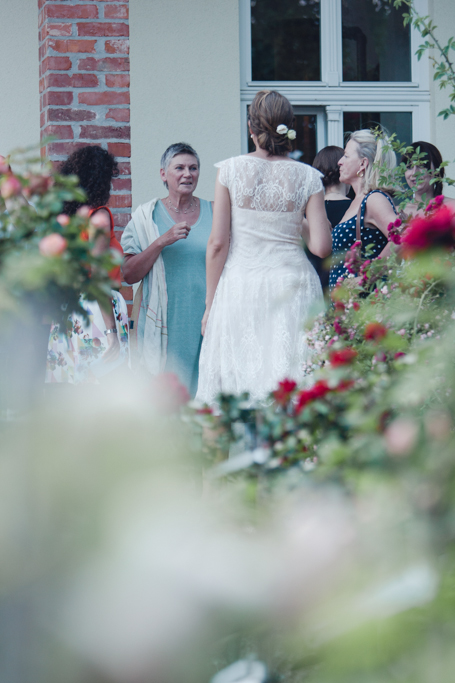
[329,129,398,290]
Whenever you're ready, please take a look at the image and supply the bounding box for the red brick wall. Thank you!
[38,0,132,312]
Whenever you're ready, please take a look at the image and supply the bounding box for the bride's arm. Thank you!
[201,172,231,336]
[302,190,332,258]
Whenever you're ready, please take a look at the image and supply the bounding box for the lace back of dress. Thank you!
[228,157,317,214]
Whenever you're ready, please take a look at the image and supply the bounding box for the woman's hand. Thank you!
[201,308,210,337]
[163,221,191,246]
[102,331,120,363]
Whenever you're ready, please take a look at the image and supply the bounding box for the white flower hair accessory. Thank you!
[276,124,297,140]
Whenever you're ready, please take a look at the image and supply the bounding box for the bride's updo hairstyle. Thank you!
[348,129,396,193]
[248,90,295,157]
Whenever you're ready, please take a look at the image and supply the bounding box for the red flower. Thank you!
[196,406,213,415]
[394,351,406,360]
[401,204,455,257]
[329,347,358,366]
[364,322,388,341]
[295,380,330,414]
[273,378,297,406]
[336,379,355,392]
[352,301,360,311]
[334,301,345,312]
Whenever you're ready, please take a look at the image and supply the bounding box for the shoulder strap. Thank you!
[355,190,396,242]
[355,193,370,243]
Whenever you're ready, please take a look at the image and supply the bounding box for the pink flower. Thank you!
[76,205,91,219]
[90,212,110,230]
[425,411,451,440]
[0,175,22,199]
[385,418,418,456]
[352,301,360,311]
[333,318,345,336]
[39,233,67,256]
[149,372,190,414]
[56,213,70,227]
[23,173,53,197]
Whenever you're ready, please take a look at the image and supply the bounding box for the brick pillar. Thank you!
[38,0,133,311]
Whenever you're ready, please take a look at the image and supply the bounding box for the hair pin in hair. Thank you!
[276,124,296,140]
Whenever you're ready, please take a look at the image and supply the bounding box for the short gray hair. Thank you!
[160,142,200,188]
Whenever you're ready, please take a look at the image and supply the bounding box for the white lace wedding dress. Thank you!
[196,155,324,405]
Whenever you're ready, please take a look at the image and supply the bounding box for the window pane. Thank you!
[248,111,317,165]
[342,0,411,82]
[251,0,320,81]
[343,111,412,160]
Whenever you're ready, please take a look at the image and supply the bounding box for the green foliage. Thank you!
[392,0,455,119]
[0,147,118,325]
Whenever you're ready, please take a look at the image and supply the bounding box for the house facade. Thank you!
[1,0,454,308]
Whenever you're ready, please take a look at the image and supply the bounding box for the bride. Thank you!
[196,90,332,405]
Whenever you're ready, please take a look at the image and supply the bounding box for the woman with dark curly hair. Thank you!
[45,145,129,384]
[196,90,331,404]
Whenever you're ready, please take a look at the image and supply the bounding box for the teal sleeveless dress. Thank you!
[153,199,213,395]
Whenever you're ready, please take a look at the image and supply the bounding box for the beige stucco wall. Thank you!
[0,0,40,162]
[429,0,455,197]
[129,0,241,209]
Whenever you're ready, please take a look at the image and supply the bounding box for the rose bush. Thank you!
[0,147,119,324]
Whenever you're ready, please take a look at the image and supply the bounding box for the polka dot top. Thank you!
[329,190,396,290]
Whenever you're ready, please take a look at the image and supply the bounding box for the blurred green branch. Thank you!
[392,0,455,118]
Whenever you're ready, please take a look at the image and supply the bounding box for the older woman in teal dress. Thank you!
[121,143,212,395]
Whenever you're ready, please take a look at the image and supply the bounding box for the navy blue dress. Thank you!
[329,190,396,290]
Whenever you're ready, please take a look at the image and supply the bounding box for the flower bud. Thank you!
[90,212,110,231]
[76,205,91,219]
[24,173,53,197]
[39,233,67,257]
[0,175,22,199]
[0,155,11,175]
[56,213,70,227]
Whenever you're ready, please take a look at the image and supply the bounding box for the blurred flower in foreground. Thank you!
[329,347,357,367]
[211,659,268,683]
[0,154,12,174]
[39,233,68,257]
[0,174,22,199]
[149,372,190,414]
[364,322,388,342]
[401,204,455,257]
[384,417,419,456]
[272,378,297,406]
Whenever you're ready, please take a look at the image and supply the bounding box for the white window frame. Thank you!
[239,0,431,152]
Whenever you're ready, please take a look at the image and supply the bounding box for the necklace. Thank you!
[167,197,198,214]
